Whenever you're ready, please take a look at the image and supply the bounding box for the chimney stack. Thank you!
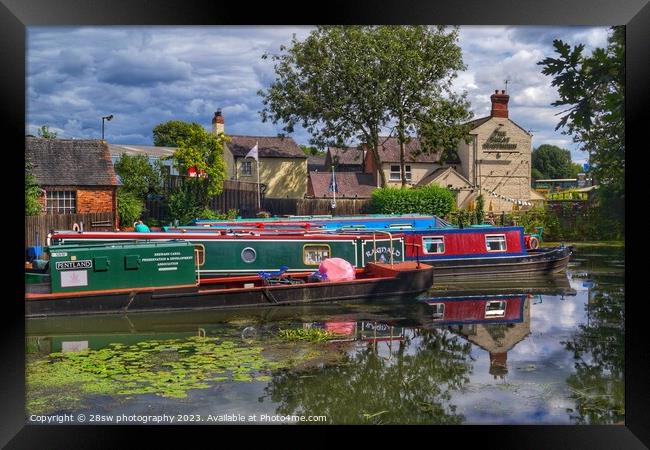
[212,110,224,135]
[490,90,510,118]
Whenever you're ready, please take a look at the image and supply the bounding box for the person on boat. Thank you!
[134,220,150,233]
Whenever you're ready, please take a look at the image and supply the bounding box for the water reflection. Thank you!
[25,245,624,424]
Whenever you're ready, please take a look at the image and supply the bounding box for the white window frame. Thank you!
[485,300,507,318]
[303,244,331,265]
[485,234,507,252]
[389,165,411,181]
[46,190,76,214]
[422,236,445,254]
[241,160,253,176]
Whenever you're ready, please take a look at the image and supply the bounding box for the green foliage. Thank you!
[538,26,624,212]
[474,194,485,225]
[531,144,580,181]
[370,185,455,217]
[113,153,162,200]
[117,189,144,228]
[37,125,57,139]
[25,161,42,216]
[166,181,236,225]
[152,120,205,147]
[300,145,325,156]
[259,26,470,187]
[171,125,228,200]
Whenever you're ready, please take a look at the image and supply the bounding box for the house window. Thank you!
[485,234,507,252]
[241,161,253,176]
[422,236,445,254]
[389,165,411,181]
[430,303,445,320]
[485,301,507,318]
[46,190,76,214]
[303,244,330,265]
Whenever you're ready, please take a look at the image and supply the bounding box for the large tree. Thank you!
[259,26,471,187]
[153,120,205,147]
[531,144,581,181]
[113,153,163,200]
[167,125,228,221]
[379,26,472,186]
[538,26,624,198]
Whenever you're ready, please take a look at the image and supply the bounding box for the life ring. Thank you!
[529,236,540,250]
[72,223,80,232]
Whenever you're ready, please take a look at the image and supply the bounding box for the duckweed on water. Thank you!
[27,336,295,415]
[277,328,344,342]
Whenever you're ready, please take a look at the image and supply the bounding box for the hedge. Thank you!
[370,185,455,217]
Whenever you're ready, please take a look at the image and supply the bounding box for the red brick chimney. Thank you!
[490,89,509,118]
[212,110,224,135]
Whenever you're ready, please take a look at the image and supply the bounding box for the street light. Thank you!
[101,114,114,140]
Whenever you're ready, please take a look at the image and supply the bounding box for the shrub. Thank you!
[370,185,455,217]
[117,189,144,228]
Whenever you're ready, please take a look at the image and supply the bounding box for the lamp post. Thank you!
[101,114,114,140]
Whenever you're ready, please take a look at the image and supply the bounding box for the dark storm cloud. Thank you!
[27,26,609,161]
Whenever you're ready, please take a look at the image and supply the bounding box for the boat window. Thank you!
[430,303,445,320]
[485,301,507,318]
[303,244,330,265]
[194,244,206,267]
[422,236,445,254]
[485,234,507,252]
[241,247,257,263]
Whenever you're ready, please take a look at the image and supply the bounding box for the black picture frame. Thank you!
[3,0,644,447]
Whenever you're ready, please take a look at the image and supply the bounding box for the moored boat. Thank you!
[25,240,433,317]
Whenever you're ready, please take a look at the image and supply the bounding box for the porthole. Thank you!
[241,247,257,263]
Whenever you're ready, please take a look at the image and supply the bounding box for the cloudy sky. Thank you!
[27,26,611,164]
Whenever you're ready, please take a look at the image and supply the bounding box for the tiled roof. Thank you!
[26,137,118,186]
[375,137,441,164]
[465,116,492,130]
[227,135,306,159]
[308,171,377,199]
[416,167,473,188]
[327,147,364,166]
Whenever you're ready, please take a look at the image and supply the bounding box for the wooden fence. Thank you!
[25,212,115,248]
[296,198,372,216]
[145,179,263,221]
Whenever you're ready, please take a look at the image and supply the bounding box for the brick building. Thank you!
[358,89,534,212]
[25,137,119,227]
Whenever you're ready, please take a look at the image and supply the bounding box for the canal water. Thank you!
[25,244,624,425]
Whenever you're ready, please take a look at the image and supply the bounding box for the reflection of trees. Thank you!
[262,328,473,424]
[563,286,624,424]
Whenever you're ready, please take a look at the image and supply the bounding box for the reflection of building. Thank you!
[451,297,531,379]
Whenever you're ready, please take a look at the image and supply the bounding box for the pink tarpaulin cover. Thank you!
[318,257,355,282]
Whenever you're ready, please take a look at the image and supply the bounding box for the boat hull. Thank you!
[25,262,433,317]
[416,246,572,278]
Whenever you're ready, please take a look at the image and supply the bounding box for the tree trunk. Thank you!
[398,118,406,188]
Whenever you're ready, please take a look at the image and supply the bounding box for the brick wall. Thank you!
[77,187,116,214]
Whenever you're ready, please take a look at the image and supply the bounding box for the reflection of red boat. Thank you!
[421,294,527,325]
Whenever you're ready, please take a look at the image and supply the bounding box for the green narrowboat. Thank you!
[48,231,406,278]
